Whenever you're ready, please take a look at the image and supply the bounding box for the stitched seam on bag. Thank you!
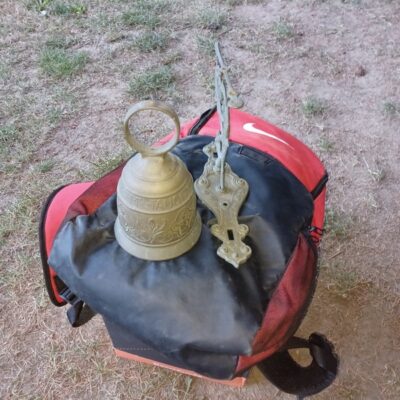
[117,347,153,351]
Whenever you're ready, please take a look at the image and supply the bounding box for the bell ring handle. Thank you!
[123,100,180,157]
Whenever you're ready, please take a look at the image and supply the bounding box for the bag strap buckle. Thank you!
[59,287,80,306]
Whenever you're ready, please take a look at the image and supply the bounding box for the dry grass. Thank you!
[1,0,400,399]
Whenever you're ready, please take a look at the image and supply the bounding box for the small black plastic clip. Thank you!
[59,287,96,328]
[59,287,80,306]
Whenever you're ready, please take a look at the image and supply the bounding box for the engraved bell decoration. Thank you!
[114,100,202,260]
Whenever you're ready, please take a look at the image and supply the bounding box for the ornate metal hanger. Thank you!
[194,43,252,268]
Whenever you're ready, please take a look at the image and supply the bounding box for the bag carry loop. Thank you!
[258,333,339,399]
[59,287,96,328]
[188,106,217,136]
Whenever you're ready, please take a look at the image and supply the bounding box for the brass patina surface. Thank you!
[115,100,201,261]
[194,43,252,268]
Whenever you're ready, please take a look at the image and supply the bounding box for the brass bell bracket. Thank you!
[195,156,251,269]
[195,43,252,268]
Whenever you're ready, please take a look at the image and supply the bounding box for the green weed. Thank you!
[324,208,351,239]
[197,8,226,31]
[0,125,20,153]
[132,32,168,53]
[89,153,128,179]
[318,137,334,153]
[39,48,88,78]
[45,36,76,49]
[37,159,56,173]
[273,20,295,40]
[383,101,398,117]
[46,107,63,124]
[52,2,87,15]
[219,0,264,4]
[162,52,182,65]
[128,66,174,98]
[122,0,170,29]
[27,0,53,12]
[4,192,41,232]
[302,97,326,117]
[0,63,10,80]
[196,35,216,57]
[122,11,159,29]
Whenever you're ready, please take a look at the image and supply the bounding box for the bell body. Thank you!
[115,152,202,260]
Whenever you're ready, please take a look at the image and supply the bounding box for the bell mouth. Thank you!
[114,214,202,261]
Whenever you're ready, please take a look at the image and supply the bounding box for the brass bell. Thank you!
[114,100,202,260]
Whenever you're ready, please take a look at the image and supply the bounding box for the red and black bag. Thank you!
[39,107,338,398]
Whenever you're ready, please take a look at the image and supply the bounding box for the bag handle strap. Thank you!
[258,333,339,399]
[188,107,217,136]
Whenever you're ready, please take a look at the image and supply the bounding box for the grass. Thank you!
[318,137,334,152]
[196,8,227,31]
[0,119,44,172]
[122,0,170,30]
[28,0,86,15]
[302,97,326,117]
[90,12,119,33]
[122,11,160,30]
[89,153,128,179]
[28,0,53,12]
[221,0,264,4]
[0,62,10,80]
[132,31,168,53]
[128,66,174,98]
[45,36,76,49]
[0,125,20,153]
[383,101,398,117]
[0,213,13,246]
[324,208,351,239]
[37,159,56,173]
[39,48,88,78]
[323,261,370,299]
[162,51,183,65]
[363,157,387,183]
[52,2,87,15]
[341,0,362,4]
[196,35,216,57]
[51,86,80,111]
[0,188,44,247]
[273,19,295,40]
[47,107,64,124]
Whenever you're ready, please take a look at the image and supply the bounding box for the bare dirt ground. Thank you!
[1,0,399,399]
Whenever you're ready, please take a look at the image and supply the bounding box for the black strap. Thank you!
[188,106,217,136]
[60,288,96,328]
[258,333,339,399]
[310,172,329,199]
